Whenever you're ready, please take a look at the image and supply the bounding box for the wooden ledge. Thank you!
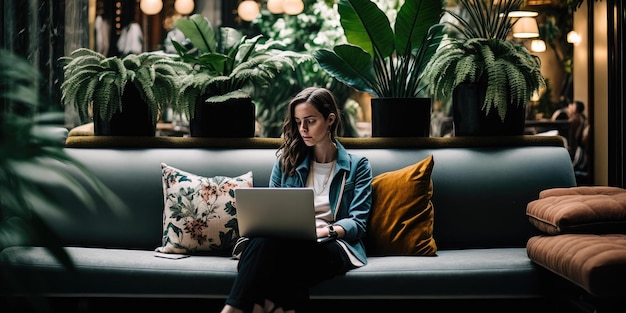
[65,135,566,149]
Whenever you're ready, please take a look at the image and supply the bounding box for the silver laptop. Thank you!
[234,187,332,243]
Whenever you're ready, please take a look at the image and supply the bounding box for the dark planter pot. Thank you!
[190,96,256,137]
[93,83,155,136]
[371,97,431,137]
[452,82,526,136]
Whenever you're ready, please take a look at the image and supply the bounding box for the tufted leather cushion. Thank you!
[527,233,626,297]
[526,186,626,235]
[365,155,437,256]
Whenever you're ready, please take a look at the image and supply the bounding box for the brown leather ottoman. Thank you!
[525,185,626,311]
[527,233,626,297]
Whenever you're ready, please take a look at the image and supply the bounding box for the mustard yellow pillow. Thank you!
[365,155,437,256]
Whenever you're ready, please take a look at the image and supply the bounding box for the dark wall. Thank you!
[605,0,626,187]
[1,0,69,113]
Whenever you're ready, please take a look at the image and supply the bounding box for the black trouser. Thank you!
[225,237,353,312]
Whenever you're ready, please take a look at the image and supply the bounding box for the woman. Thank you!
[565,100,588,172]
[221,87,373,313]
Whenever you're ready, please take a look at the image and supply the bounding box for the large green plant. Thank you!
[249,0,360,138]
[423,0,545,121]
[172,14,310,119]
[314,0,444,98]
[1,49,125,300]
[59,48,192,125]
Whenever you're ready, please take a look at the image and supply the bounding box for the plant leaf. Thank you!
[395,0,442,56]
[338,0,394,59]
[205,90,250,103]
[314,45,376,96]
[174,14,217,54]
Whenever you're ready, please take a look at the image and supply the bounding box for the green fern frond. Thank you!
[62,64,104,79]
[122,54,142,71]
[205,75,234,90]
[132,70,159,124]
[153,63,179,79]
[153,77,175,105]
[60,69,101,109]
[134,65,156,87]
[205,89,250,103]
[453,54,480,87]
[177,71,211,118]
[101,57,127,80]
[504,60,526,107]
[93,75,121,121]
[61,49,105,70]
[69,47,106,59]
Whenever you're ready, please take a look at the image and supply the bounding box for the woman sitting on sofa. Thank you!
[220,87,374,313]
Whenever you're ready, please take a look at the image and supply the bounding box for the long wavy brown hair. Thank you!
[277,87,341,176]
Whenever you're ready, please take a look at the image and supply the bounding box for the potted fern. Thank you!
[59,48,192,136]
[423,0,545,136]
[172,14,310,137]
[313,0,444,137]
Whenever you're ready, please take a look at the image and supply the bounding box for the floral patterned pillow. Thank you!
[156,163,253,255]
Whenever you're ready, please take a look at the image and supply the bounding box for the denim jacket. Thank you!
[269,141,373,266]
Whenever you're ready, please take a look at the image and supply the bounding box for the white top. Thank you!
[308,160,364,267]
[308,161,335,229]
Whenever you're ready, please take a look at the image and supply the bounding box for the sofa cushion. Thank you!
[365,155,437,256]
[156,163,253,255]
[0,246,541,299]
[527,233,626,297]
[526,186,626,235]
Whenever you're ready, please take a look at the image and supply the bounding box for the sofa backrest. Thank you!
[39,135,576,252]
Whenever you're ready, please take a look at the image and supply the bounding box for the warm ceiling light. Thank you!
[238,0,260,22]
[513,17,540,38]
[508,11,539,18]
[531,39,546,52]
[567,31,582,45]
[531,90,540,102]
[174,0,194,15]
[140,0,163,15]
[283,0,304,15]
[267,0,284,14]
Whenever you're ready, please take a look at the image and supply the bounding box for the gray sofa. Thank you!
[0,133,578,311]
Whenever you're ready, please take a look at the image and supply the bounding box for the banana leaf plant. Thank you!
[313,0,444,98]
